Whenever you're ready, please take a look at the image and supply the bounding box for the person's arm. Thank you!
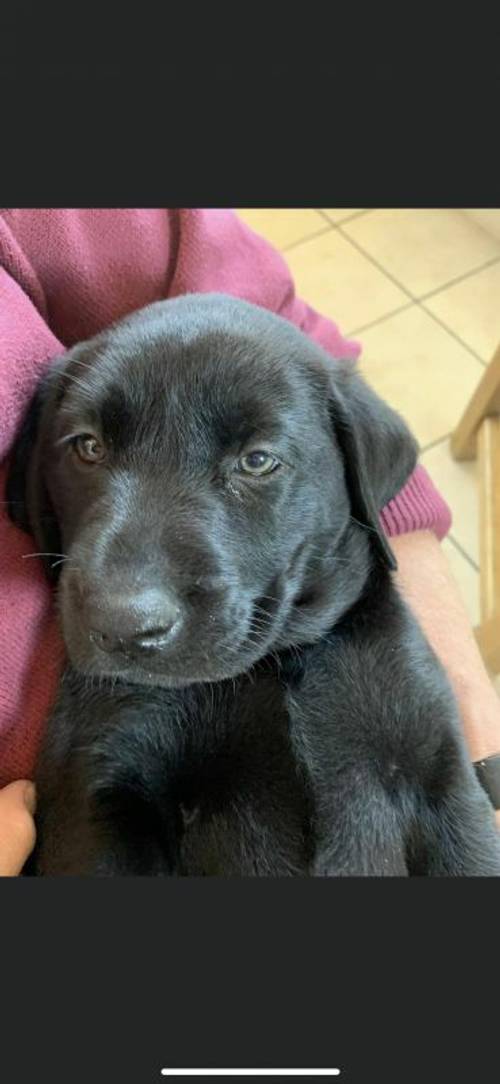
[391,530,500,825]
[0,262,66,789]
[0,780,36,875]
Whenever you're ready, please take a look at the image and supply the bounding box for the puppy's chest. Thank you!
[90,672,316,875]
[178,677,315,874]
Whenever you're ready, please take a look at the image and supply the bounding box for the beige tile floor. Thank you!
[237,209,500,634]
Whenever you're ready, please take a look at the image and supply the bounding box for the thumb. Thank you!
[0,780,37,876]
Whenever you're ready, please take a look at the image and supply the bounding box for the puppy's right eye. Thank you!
[72,434,106,464]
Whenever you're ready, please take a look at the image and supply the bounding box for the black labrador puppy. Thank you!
[7,293,500,875]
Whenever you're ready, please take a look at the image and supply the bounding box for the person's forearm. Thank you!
[391,530,500,765]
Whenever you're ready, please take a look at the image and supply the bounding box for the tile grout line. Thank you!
[317,209,337,226]
[419,433,453,455]
[335,221,496,369]
[335,224,417,301]
[346,300,415,338]
[282,217,421,342]
[447,533,480,573]
[413,303,489,368]
[318,209,371,227]
[282,223,334,253]
[338,218,500,307]
[418,253,500,303]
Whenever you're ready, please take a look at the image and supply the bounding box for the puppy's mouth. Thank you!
[60,581,291,688]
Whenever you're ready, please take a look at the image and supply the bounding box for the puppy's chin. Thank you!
[64,640,275,690]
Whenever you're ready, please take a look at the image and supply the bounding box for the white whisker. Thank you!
[22,551,69,560]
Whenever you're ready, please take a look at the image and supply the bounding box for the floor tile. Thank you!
[464,210,500,244]
[342,209,500,298]
[423,260,500,362]
[285,230,407,334]
[236,209,327,251]
[357,306,485,447]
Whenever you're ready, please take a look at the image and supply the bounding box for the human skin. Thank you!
[391,530,500,828]
[0,780,36,876]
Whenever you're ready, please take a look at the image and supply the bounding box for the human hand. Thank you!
[0,780,37,876]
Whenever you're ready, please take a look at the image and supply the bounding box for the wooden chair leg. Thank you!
[450,342,500,461]
[475,416,500,673]
[475,616,500,674]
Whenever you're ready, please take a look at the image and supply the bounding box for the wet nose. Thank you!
[88,588,182,656]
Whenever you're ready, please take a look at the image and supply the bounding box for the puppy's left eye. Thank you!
[237,451,280,476]
[72,434,106,464]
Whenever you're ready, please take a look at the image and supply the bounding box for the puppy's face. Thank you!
[8,294,417,687]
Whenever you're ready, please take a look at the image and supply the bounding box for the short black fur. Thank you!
[7,294,500,875]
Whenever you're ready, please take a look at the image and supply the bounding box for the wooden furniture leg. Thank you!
[475,416,500,672]
[451,343,500,460]
[451,346,500,673]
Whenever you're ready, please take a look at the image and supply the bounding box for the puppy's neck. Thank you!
[277,519,378,649]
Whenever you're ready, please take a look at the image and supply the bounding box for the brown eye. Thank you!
[73,434,106,464]
[237,451,280,476]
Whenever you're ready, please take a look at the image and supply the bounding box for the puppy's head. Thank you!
[7,294,417,686]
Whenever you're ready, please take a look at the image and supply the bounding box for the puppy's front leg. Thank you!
[33,768,180,876]
[288,687,409,876]
[30,680,182,876]
[311,776,409,876]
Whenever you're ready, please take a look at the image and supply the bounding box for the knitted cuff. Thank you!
[380,464,452,541]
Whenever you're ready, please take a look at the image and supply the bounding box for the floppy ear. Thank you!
[328,363,419,570]
[6,371,62,583]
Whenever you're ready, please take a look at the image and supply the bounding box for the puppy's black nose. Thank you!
[88,588,182,657]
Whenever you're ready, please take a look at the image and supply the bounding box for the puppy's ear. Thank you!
[6,370,62,583]
[328,363,419,570]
